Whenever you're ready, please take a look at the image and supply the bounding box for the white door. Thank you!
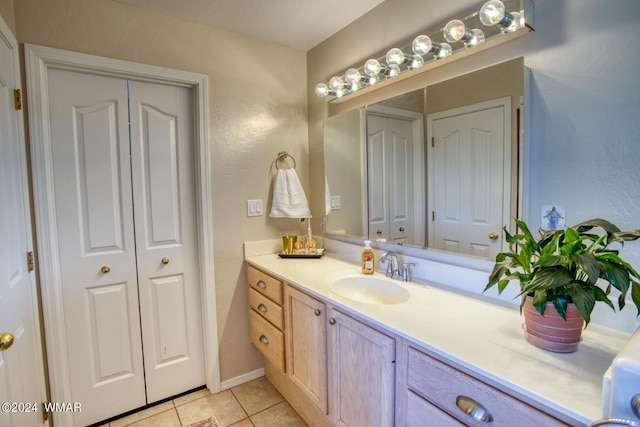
[429,99,510,258]
[129,80,205,402]
[367,114,414,245]
[45,69,204,424]
[0,18,47,427]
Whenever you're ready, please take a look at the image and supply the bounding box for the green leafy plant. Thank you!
[485,218,640,326]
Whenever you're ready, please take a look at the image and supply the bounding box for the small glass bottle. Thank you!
[362,240,374,274]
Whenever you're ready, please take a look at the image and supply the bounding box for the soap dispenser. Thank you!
[362,240,375,275]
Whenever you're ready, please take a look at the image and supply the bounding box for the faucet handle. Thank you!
[402,263,416,282]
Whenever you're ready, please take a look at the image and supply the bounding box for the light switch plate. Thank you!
[330,195,341,210]
[247,199,263,217]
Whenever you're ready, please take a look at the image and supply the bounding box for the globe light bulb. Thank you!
[435,43,452,59]
[479,0,515,30]
[344,68,362,84]
[329,76,345,91]
[412,35,433,55]
[443,19,468,43]
[409,54,424,69]
[385,48,406,66]
[364,59,382,76]
[387,64,401,77]
[468,29,485,47]
[315,83,330,97]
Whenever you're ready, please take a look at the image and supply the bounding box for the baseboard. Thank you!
[219,367,265,391]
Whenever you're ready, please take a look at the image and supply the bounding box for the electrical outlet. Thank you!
[247,199,263,217]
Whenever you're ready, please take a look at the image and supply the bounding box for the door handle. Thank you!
[0,333,14,352]
[488,232,499,240]
[161,257,170,265]
[100,265,111,274]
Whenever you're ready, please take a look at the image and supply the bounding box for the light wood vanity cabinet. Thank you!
[283,283,396,427]
[247,265,285,371]
[397,340,570,427]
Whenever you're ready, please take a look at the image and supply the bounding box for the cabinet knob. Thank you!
[259,335,269,345]
[258,304,268,313]
[329,318,336,325]
[456,395,494,423]
[314,309,321,316]
[100,265,111,274]
[257,280,266,289]
[161,257,170,265]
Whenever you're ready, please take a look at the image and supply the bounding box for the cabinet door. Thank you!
[285,286,328,413]
[328,308,395,427]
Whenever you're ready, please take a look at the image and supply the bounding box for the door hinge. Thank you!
[41,402,49,422]
[14,89,22,110]
[432,211,435,221]
[431,136,435,147]
[27,251,35,272]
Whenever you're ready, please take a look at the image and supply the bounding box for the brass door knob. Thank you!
[100,265,111,274]
[161,257,170,265]
[0,333,14,352]
[489,232,499,240]
[376,229,382,235]
[399,227,405,232]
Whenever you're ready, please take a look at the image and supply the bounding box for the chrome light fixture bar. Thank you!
[315,0,533,103]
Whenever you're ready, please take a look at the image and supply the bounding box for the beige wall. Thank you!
[0,0,14,33]
[10,0,308,383]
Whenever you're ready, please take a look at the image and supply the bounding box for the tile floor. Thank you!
[98,377,307,427]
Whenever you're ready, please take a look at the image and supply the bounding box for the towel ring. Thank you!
[275,151,296,170]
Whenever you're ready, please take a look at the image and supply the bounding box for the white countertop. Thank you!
[244,251,632,425]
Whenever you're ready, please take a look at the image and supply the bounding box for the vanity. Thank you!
[244,239,631,427]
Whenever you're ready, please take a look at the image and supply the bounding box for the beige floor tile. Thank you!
[124,409,181,427]
[228,418,254,427]
[173,388,212,406]
[250,402,307,427]
[110,401,175,427]
[177,391,247,427]
[231,377,284,415]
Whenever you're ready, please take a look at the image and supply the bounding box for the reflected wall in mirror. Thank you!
[323,57,524,260]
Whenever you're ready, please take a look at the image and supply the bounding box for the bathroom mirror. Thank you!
[324,57,524,260]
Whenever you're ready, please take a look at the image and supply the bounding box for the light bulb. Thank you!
[364,59,382,76]
[443,19,469,43]
[409,54,424,69]
[479,0,515,29]
[387,64,400,77]
[412,35,433,55]
[385,48,406,66]
[345,68,362,84]
[329,76,345,91]
[315,83,330,97]
[468,29,485,46]
[435,43,452,59]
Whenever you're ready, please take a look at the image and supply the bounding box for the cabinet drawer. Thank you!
[248,265,283,304]
[407,390,464,427]
[407,347,566,426]
[249,288,284,330]
[250,309,285,372]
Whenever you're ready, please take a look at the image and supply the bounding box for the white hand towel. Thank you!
[270,168,311,218]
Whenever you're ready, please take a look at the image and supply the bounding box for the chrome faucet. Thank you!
[380,252,403,279]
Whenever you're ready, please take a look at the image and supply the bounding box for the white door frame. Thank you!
[25,44,219,426]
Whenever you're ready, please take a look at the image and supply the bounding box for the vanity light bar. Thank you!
[315,0,533,102]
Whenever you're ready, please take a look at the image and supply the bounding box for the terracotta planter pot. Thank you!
[523,296,584,353]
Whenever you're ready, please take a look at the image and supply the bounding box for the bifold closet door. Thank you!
[47,69,146,424]
[46,69,205,424]
[128,80,205,402]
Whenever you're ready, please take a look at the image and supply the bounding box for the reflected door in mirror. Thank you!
[428,98,511,259]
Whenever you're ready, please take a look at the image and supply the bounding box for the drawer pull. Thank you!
[456,395,494,423]
[259,335,269,345]
[258,304,268,313]
[314,309,321,316]
[329,318,336,325]
[256,280,266,289]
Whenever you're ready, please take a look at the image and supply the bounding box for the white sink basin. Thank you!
[329,274,411,305]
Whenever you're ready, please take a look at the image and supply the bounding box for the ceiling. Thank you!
[114,0,386,51]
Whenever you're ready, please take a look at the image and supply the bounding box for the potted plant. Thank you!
[485,218,640,352]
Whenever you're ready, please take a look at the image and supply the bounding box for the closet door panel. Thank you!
[47,69,146,425]
[129,80,205,402]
